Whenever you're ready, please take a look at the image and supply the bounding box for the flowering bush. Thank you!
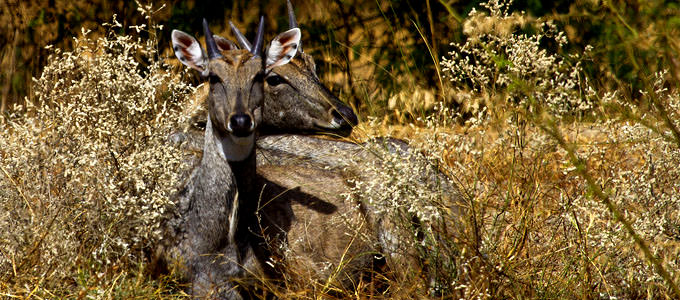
[440,0,595,116]
[346,1,680,298]
[0,3,193,293]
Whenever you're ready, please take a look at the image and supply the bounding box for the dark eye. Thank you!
[266,75,285,87]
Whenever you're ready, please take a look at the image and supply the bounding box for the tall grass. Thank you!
[0,2,193,297]
[346,0,680,298]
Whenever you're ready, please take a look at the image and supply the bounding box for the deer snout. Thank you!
[228,113,254,137]
[330,105,358,129]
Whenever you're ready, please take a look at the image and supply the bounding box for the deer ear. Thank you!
[266,28,301,69]
[172,30,208,73]
[213,35,239,51]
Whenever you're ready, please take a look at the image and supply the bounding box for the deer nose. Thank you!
[229,114,253,137]
[331,105,358,128]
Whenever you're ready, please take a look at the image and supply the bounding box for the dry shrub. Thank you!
[350,97,680,298]
[343,0,680,298]
[386,87,437,124]
[439,112,680,298]
[440,0,595,116]
[0,4,193,295]
[345,133,461,296]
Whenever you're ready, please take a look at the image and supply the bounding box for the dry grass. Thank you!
[340,1,680,298]
[0,3,193,297]
[422,117,680,298]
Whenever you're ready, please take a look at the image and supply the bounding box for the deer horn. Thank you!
[203,18,222,59]
[286,0,303,52]
[287,0,298,28]
[229,21,252,51]
[251,16,265,57]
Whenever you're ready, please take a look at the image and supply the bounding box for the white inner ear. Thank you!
[171,29,208,73]
[266,28,301,69]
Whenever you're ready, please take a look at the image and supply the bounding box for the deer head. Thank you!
[172,17,301,160]
[220,1,358,136]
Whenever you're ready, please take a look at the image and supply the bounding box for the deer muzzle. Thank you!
[228,113,254,137]
[330,105,358,129]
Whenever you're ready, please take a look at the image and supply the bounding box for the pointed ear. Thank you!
[171,30,208,73]
[213,35,239,51]
[266,28,301,69]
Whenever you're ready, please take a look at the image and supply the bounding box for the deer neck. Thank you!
[204,116,255,163]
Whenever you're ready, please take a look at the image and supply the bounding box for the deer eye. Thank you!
[266,75,285,87]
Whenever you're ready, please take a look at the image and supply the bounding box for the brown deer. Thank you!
[170,2,461,295]
[225,2,358,135]
[158,17,300,299]
[240,2,461,293]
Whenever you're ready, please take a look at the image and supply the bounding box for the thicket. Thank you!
[4,1,680,117]
[0,3,193,297]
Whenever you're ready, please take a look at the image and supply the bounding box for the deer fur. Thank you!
[157,18,300,299]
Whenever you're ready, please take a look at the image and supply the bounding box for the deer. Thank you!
[169,2,462,295]
[236,2,462,293]
[224,1,358,135]
[157,17,301,299]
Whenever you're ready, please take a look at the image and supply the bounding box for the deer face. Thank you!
[172,18,301,144]
[204,52,263,138]
[262,52,358,134]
